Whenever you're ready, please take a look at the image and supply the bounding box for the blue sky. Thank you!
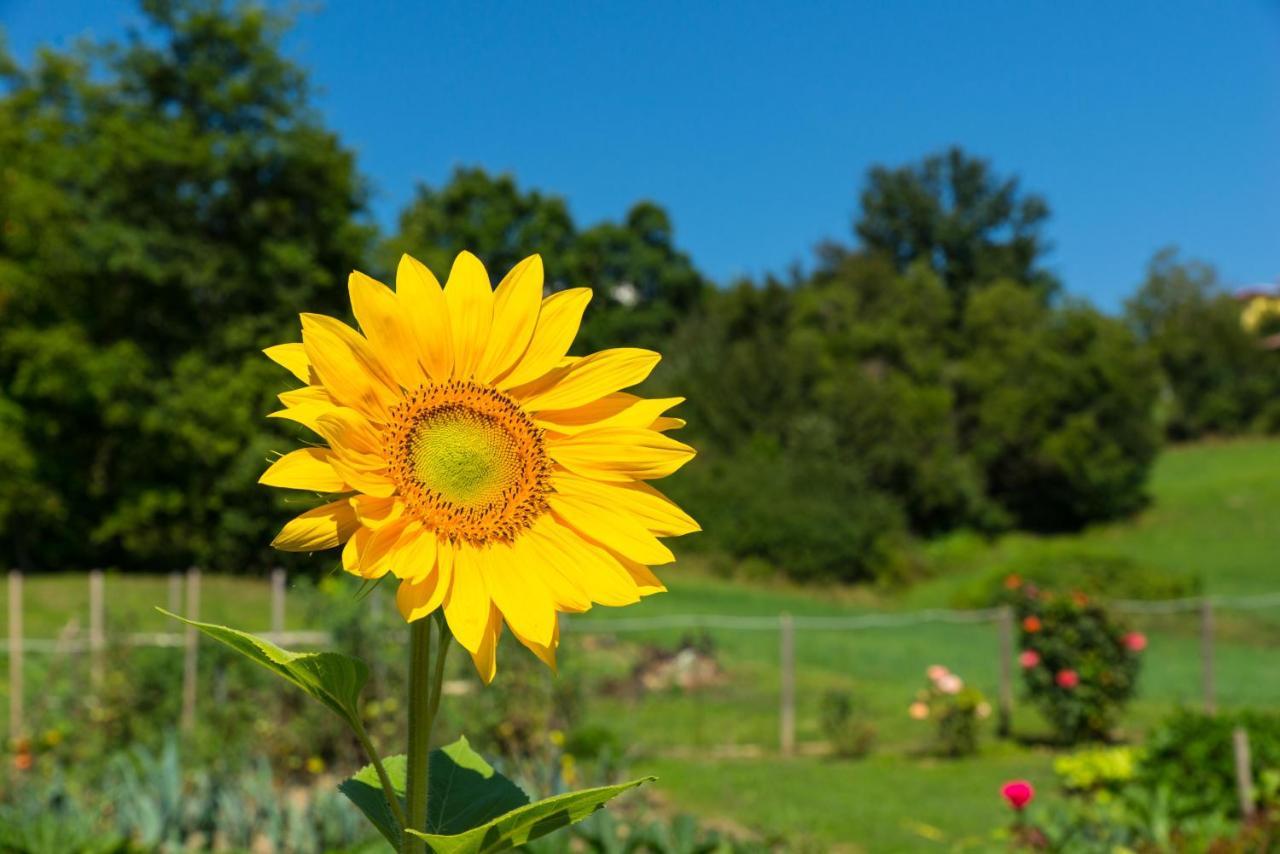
[3,1,1278,309]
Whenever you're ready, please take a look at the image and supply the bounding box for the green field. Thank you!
[4,439,1280,851]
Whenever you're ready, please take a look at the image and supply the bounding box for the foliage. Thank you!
[0,0,370,571]
[527,809,772,854]
[1010,583,1142,743]
[1137,708,1280,818]
[1126,248,1280,440]
[855,146,1059,309]
[955,282,1162,531]
[1054,746,1140,795]
[909,666,989,757]
[819,690,876,759]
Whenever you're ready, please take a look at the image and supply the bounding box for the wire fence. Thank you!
[4,568,1280,752]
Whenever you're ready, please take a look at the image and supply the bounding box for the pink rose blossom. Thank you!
[926,665,949,681]
[1124,632,1147,652]
[937,673,963,694]
[1056,669,1080,689]
[1018,650,1040,668]
[1001,779,1034,811]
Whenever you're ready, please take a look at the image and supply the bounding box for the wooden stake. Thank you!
[181,566,201,731]
[997,604,1014,738]
[8,571,23,740]
[779,612,795,757]
[270,567,286,636]
[89,569,105,691]
[1201,597,1216,714]
[1233,726,1256,820]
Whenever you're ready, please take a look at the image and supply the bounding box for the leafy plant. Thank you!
[819,690,876,758]
[909,666,990,757]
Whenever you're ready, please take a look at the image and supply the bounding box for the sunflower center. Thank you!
[386,381,550,543]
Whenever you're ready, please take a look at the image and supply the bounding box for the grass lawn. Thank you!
[3,439,1279,850]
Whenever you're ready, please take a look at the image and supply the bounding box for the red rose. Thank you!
[1001,779,1034,811]
[1022,616,1042,633]
[1123,632,1147,652]
[1055,669,1079,689]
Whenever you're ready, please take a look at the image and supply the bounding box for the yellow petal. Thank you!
[349,495,403,530]
[549,428,696,482]
[550,472,700,536]
[651,417,686,432]
[443,251,493,379]
[358,519,411,577]
[529,517,640,607]
[259,448,347,492]
[278,385,335,409]
[443,542,491,653]
[301,314,398,421]
[329,456,397,498]
[469,605,502,684]
[516,348,660,412]
[482,538,556,646]
[507,609,559,673]
[619,557,667,596]
[271,499,358,552]
[268,403,338,435]
[264,343,314,383]
[548,493,675,565]
[495,288,591,390]
[396,254,454,380]
[349,270,425,389]
[312,408,383,457]
[395,527,440,583]
[396,568,447,622]
[516,528,592,613]
[341,528,366,575]
[535,394,684,435]
[477,255,544,383]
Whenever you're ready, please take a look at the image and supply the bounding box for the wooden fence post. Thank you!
[1233,726,1256,820]
[1201,597,1216,714]
[8,570,23,741]
[271,567,286,636]
[89,569,105,691]
[181,566,201,731]
[997,604,1014,738]
[779,612,795,757]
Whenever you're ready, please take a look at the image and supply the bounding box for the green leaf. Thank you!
[339,754,406,848]
[156,608,368,733]
[340,737,651,853]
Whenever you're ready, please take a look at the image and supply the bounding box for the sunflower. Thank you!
[260,252,698,681]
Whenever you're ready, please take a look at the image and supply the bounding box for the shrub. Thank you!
[1010,583,1142,743]
[1138,708,1280,818]
[820,690,877,758]
[909,666,990,756]
[1054,746,1140,795]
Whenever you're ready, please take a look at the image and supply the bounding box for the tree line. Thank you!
[1,1,1274,581]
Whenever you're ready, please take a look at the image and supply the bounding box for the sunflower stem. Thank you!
[404,617,433,853]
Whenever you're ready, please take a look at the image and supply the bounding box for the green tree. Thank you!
[956,283,1161,530]
[1125,248,1279,438]
[855,147,1058,309]
[0,0,370,569]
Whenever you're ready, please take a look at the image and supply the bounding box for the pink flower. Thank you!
[937,673,963,694]
[1001,779,1034,811]
[1018,650,1040,669]
[926,665,949,682]
[1056,669,1079,689]
[1124,632,1147,652]
[909,701,929,720]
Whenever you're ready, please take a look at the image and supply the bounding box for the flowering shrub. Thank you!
[909,665,990,756]
[1007,579,1142,743]
[820,690,877,758]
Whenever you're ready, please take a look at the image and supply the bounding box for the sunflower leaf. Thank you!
[156,609,368,734]
[341,737,649,853]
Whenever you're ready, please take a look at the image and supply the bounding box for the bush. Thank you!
[909,666,990,756]
[1010,583,1143,743]
[1054,746,1140,795]
[1138,708,1280,818]
[820,690,877,758]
